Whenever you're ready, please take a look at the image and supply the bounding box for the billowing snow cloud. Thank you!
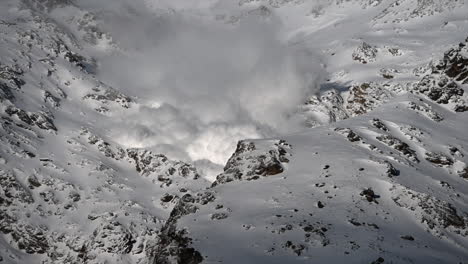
[76,0,324,179]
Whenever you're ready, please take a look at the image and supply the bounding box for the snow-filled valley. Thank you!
[1,0,468,263]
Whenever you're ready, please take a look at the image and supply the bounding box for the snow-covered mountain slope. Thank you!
[0,1,211,263]
[166,95,468,263]
[0,0,468,263]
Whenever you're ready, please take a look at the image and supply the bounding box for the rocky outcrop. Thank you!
[0,212,49,254]
[407,101,444,122]
[346,82,394,116]
[413,37,468,111]
[352,42,377,64]
[425,152,454,167]
[83,84,133,112]
[148,194,204,264]
[89,221,135,254]
[376,135,419,162]
[392,185,467,235]
[213,139,291,185]
[0,63,25,89]
[126,149,200,186]
[301,88,349,127]
[4,106,57,132]
[334,127,363,143]
[0,170,34,205]
[0,83,15,102]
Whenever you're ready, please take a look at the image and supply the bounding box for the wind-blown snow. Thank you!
[69,1,323,172]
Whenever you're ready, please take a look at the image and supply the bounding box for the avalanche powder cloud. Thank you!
[76,0,324,178]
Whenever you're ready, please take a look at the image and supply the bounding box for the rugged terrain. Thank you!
[0,0,468,263]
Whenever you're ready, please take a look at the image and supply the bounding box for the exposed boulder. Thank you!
[213,140,291,185]
[360,188,379,203]
[352,42,377,64]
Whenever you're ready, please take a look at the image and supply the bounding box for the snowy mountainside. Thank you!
[169,94,468,263]
[0,1,209,263]
[0,0,468,263]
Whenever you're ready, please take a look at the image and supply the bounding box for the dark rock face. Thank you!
[0,83,14,102]
[413,36,468,110]
[415,75,463,104]
[90,221,135,254]
[4,106,57,132]
[149,194,203,264]
[440,38,468,83]
[213,140,291,185]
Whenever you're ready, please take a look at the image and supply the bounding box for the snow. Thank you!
[180,94,468,263]
[0,0,467,263]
